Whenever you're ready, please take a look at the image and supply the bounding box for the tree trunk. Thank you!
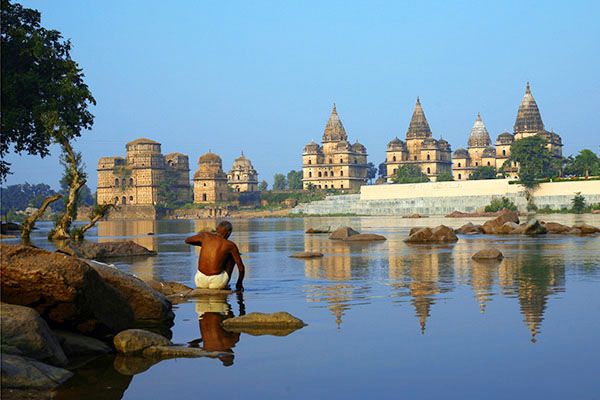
[74,204,117,240]
[21,194,62,245]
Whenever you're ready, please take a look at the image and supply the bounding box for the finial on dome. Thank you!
[333,103,337,113]
[477,112,481,120]
[526,81,531,93]
[241,150,244,157]
[416,96,420,104]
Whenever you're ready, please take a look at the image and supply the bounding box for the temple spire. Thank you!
[526,81,531,94]
[514,81,544,134]
[406,97,432,139]
[322,103,347,142]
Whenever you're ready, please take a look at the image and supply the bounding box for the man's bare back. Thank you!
[185,221,245,291]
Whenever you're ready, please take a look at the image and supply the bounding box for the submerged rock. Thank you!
[62,240,156,260]
[345,233,387,241]
[0,244,134,338]
[405,225,458,243]
[0,303,68,367]
[113,355,157,375]
[113,329,172,354]
[329,227,359,240]
[222,312,306,328]
[142,345,230,359]
[0,354,73,390]
[472,248,504,260]
[53,330,113,357]
[289,251,324,258]
[142,279,193,297]
[223,325,304,337]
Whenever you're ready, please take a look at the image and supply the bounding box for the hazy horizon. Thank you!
[4,0,599,190]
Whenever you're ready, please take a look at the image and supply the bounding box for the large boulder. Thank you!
[62,240,156,260]
[53,330,113,357]
[456,223,482,235]
[571,223,600,234]
[142,279,193,296]
[0,244,135,337]
[85,260,175,328]
[499,221,519,234]
[329,227,359,240]
[346,233,387,241]
[544,222,571,234]
[1,354,73,390]
[113,329,172,354]
[472,248,504,260]
[409,227,425,236]
[406,226,458,243]
[482,209,520,234]
[512,219,547,235]
[0,303,68,367]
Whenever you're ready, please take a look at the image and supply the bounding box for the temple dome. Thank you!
[351,140,366,154]
[322,103,348,142]
[483,147,496,157]
[336,140,352,151]
[198,152,222,165]
[453,147,470,159]
[467,114,492,148]
[303,141,321,154]
[233,151,252,168]
[496,130,514,144]
[422,137,438,149]
[514,82,545,134]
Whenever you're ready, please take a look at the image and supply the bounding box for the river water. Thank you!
[11,215,600,399]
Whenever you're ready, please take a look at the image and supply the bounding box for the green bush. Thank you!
[484,197,517,212]
[571,192,586,213]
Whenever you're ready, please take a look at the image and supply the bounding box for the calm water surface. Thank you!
[13,215,600,399]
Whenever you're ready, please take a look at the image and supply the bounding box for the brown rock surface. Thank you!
[0,244,134,337]
[403,213,424,218]
[0,303,68,367]
[512,219,547,235]
[113,329,172,354]
[544,222,571,233]
[221,312,306,328]
[472,248,504,260]
[143,279,193,296]
[289,251,324,258]
[409,227,425,236]
[405,226,458,243]
[499,221,519,234]
[142,345,229,359]
[571,223,600,234]
[53,330,113,357]
[86,261,174,327]
[305,227,330,234]
[482,209,520,234]
[345,233,387,241]
[63,240,156,260]
[329,227,359,240]
[0,355,73,390]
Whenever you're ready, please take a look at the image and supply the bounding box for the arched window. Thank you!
[458,174,462,180]
[324,185,328,189]
[308,160,312,165]
[414,156,417,160]
[115,197,119,203]
[458,162,461,167]
[220,193,223,200]
[340,184,344,189]
[475,162,478,166]
[129,178,133,186]
[503,149,506,156]
[309,172,312,177]
[330,171,334,177]
[354,159,357,164]
[339,158,343,164]
[318,172,322,177]
[340,171,344,176]
[427,167,431,174]
[487,162,491,166]
[329,159,333,164]
[324,171,328,177]
[129,196,133,202]
[202,194,207,201]
[393,155,396,162]
[318,185,322,189]
[115,178,119,186]
[121,196,126,205]
[427,154,430,160]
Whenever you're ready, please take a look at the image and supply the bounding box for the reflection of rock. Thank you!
[346,233,386,241]
[143,279,193,296]
[222,312,306,328]
[329,227,359,240]
[223,325,303,337]
[113,329,172,354]
[142,345,230,359]
[53,330,113,357]
[1,354,73,390]
[472,248,504,260]
[113,355,157,376]
[86,261,175,328]
[405,226,458,243]
[306,226,330,234]
[1,244,134,338]
[290,251,324,258]
[184,288,235,297]
[62,240,157,260]
[0,303,68,367]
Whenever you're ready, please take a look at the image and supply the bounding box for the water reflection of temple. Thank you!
[388,245,454,334]
[98,220,158,251]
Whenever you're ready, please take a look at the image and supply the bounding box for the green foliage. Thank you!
[469,166,497,180]
[506,136,557,190]
[367,162,377,183]
[1,0,95,182]
[273,173,287,190]
[156,170,189,209]
[378,162,387,178]
[260,191,324,206]
[0,183,57,214]
[484,196,517,212]
[571,192,586,213]
[390,165,430,184]
[435,172,454,182]
[258,180,268,191]
[287,170,303,190]
[564,149,600,177]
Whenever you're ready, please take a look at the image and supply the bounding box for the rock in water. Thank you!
[499,221,519,234]
[1,354,73,390]
[142,279,193,296]
[482,209,520,234]
[62,240,157,260]
[0,244,134,338]
[406,226,458,243]
[222,312,306,328]
[289,251,324,258]
[329,227,359,240]
[571,223,600,234]
[472,248,504,260]
[113,329,172,354]
[544,222,571,233]
[409,227,425,236]
[345,233,387,241]
[305,226,330,234]
[142,345,229,359]
[53,330,113,357]
[85,260,175,328]
[0,303,68,367]
[512,219,547,235]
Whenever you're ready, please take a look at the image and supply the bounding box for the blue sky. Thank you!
[5,0,600,190]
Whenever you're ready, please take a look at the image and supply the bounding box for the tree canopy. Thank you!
[505,136,557,190]
[366,162,377,183]
[435,172,454,182]
[390,165,430,184]
[287,170,303,190]
[564,149,599,177]
[1,0,95,182]
[258,180,268,191]
[469,166,497,180]
[273,173,287,190]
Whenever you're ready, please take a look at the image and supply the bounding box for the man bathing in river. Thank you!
[185,221,245,291]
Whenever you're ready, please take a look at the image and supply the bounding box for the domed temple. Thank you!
[453,82,563,180]
[97,138,190,205]
[193,152,228,203]
[302,104,368,190]
[385,97,452,181]
[227,151,259,192]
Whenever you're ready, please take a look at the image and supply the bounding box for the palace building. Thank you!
[452,82,563,180]
[302,104,368,191]
[385,97,452,181]
[193,152,228,203]
[97,138,190,206]
[227,151,259,192]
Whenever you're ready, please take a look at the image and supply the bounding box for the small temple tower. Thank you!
[302,104,368,191]
[227,151,259,192]
[452,114,497,180]
[193,152,228,203]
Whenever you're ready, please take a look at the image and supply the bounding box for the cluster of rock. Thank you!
[455,209,600,236]
[405,225,458,243]
[328,227,386,241]
[0,244,174,395]
[59,240,157,260]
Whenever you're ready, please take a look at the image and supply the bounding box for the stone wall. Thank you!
[105,205,160,220]
[291,180,600,216]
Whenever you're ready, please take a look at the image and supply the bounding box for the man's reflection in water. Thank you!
[192,292,245,366]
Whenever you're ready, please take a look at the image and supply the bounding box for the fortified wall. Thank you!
[291,180,600,216]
